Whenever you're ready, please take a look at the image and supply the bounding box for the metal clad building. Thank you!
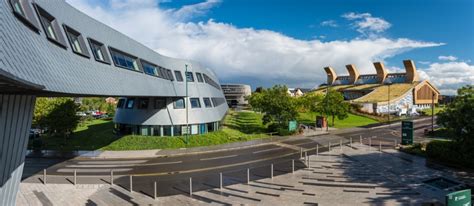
[0,0,228,204]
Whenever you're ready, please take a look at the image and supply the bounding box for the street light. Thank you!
[325,84,330,132]
[185,64,189,145]
[385,80,392,126]
[431,92,435,133]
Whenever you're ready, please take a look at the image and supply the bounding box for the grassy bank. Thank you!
[297,112,379,128]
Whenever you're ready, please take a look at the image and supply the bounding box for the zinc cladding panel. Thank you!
[0,0,224,98]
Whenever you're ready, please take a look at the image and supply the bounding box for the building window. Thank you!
[174,71,184,82]
[88,38,110,64]
[203,98,213,108]
[9,0,40,31]
[156,67,164,78]
[167,69,174,81]
[196,73,204,82]
[185,72,194,82]
[125,98,135,109]
[138,98,149,109]
[34,4,67,48]
[173,98,185,109]
[141,61,158,76]
[154,98,166,109]
[109,47,140,72]
[190,98,201,108]
[63,25,90,58]
[117,99,125,108]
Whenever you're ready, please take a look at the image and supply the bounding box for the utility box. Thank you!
[401,120,414,145]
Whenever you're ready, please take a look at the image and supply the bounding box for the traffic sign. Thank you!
[446,189,471,206]
[401,120,414,145]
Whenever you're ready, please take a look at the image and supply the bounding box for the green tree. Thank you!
[437,85,474,143]
[33,98,80,139]
[248,85,299,128]
[317,89,350,127]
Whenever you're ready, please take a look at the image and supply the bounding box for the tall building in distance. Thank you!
[221,84,252,108]
[315,60,440,115]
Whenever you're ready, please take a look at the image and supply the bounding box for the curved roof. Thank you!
[0,0,222,98]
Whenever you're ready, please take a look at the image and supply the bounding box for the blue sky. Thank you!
[69,0,474,94]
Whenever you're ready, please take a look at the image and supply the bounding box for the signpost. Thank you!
[446,189,471,206]
[401,120,414,145]
[288,120,297,132]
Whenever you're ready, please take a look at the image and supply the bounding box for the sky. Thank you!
[66,0,474,95]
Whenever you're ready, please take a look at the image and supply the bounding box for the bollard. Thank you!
[292,160,295,174]
[394,139,397,148]
[154,181,157,200]
[43,169,46,185]
[350,137,352,148]
[247,168,250,184]
[219,172,223,190]
[304,151,307,161]
[328,142,331,151]
[369,138,372,151]
[129,175,133,193]
[360,135,362,145]
[340,140,342,151]
[307,157,310,168]
[189,177,193,196]
[300,148,303,159]
[316,144,319,156]
[110,170,114,185]
[74,170,77,185]
[379,141,382,152]
[271,164,274,179]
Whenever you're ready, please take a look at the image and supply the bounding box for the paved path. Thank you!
[18,143,472,206]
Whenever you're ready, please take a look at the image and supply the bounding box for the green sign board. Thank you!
[288,121,297,131]
[401,120,414,145]
[446,189,471,206]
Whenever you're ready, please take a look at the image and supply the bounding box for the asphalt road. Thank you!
[22,118,436,196]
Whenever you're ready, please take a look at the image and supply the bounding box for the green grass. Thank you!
[34,110,271,151]
[421,106,444,116]
[297,112,379,129]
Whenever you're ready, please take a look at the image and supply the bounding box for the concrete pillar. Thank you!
[0,95,36,206]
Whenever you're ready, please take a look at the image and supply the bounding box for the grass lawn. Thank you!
[421,106,444,116]
[33,110,270,151]
[297,112,379,129]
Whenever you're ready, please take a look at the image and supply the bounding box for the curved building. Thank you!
[0,0,227,204]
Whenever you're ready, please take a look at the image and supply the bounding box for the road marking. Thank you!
[76,160,147,164]
[57,168,132,173]
[200,155,238,161]
[66,161,183,168]
[252,147,284,154]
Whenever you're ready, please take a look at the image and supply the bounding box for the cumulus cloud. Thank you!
[342,12,391,36]
[438,55,458,61]
[320,20,338,27]
[418,61,474,95]
[67,0,444,89]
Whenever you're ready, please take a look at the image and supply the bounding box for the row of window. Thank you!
[116,97,226,110]
[115,122,219,137]
[9,0,221,89]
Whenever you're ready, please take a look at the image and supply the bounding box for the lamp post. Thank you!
[325,84,330,132]
[385,81,392,126]
[431,92,435,133]
[185,64,189,145]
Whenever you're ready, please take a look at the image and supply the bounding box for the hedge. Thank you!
[426,140,474,169]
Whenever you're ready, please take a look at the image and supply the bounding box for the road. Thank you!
[22,118,436,197]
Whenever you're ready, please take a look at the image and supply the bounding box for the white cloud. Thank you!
[320,20,338,28]
[171,0,221,21]
[438,55,458,61]
[418,61,431,65]
[67,0,445,89]
[418,61,474,95]
[342,12,391,36]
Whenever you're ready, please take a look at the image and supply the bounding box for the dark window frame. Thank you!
[166,69,174,81]
[117,99,125,108]
[174,70,184,82]
[108,47,142,73]
[34,4,68,49]
[140,59,159,77]
[185,72,195,82]
[63,24,90,58]
[138,98,149,110]
[203,97,213,108]
[173,98,185,109]
[154,98,166,110]
[190,98,201,108]
[125,98,135,109]
[87,38,111,64]
[9,0,40,32]
[196,72,204,83]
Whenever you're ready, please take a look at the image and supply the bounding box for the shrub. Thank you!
[32,139,43,151]
[426,140,474,168]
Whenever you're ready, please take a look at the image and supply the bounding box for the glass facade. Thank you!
[173,98,185,109]
[185,72,194,82]
[115,121,220,137]
[196,72,204,82]
[203,98,213,108]
[138,98,149,109]
[125,98,134,109]
[190,98,201,108]
[174,70,183,82]
[142,62,157,76]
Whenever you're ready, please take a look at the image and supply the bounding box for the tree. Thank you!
[33,98,80,139]
[248,85,299,127]
[437,85,474,143]
[316,89,350,127]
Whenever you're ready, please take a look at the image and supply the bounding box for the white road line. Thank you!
[252,147,284,154]
[200,154,238,161]
[57,168,132,173]
[66,161,183,168]
[76,160,147,165]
